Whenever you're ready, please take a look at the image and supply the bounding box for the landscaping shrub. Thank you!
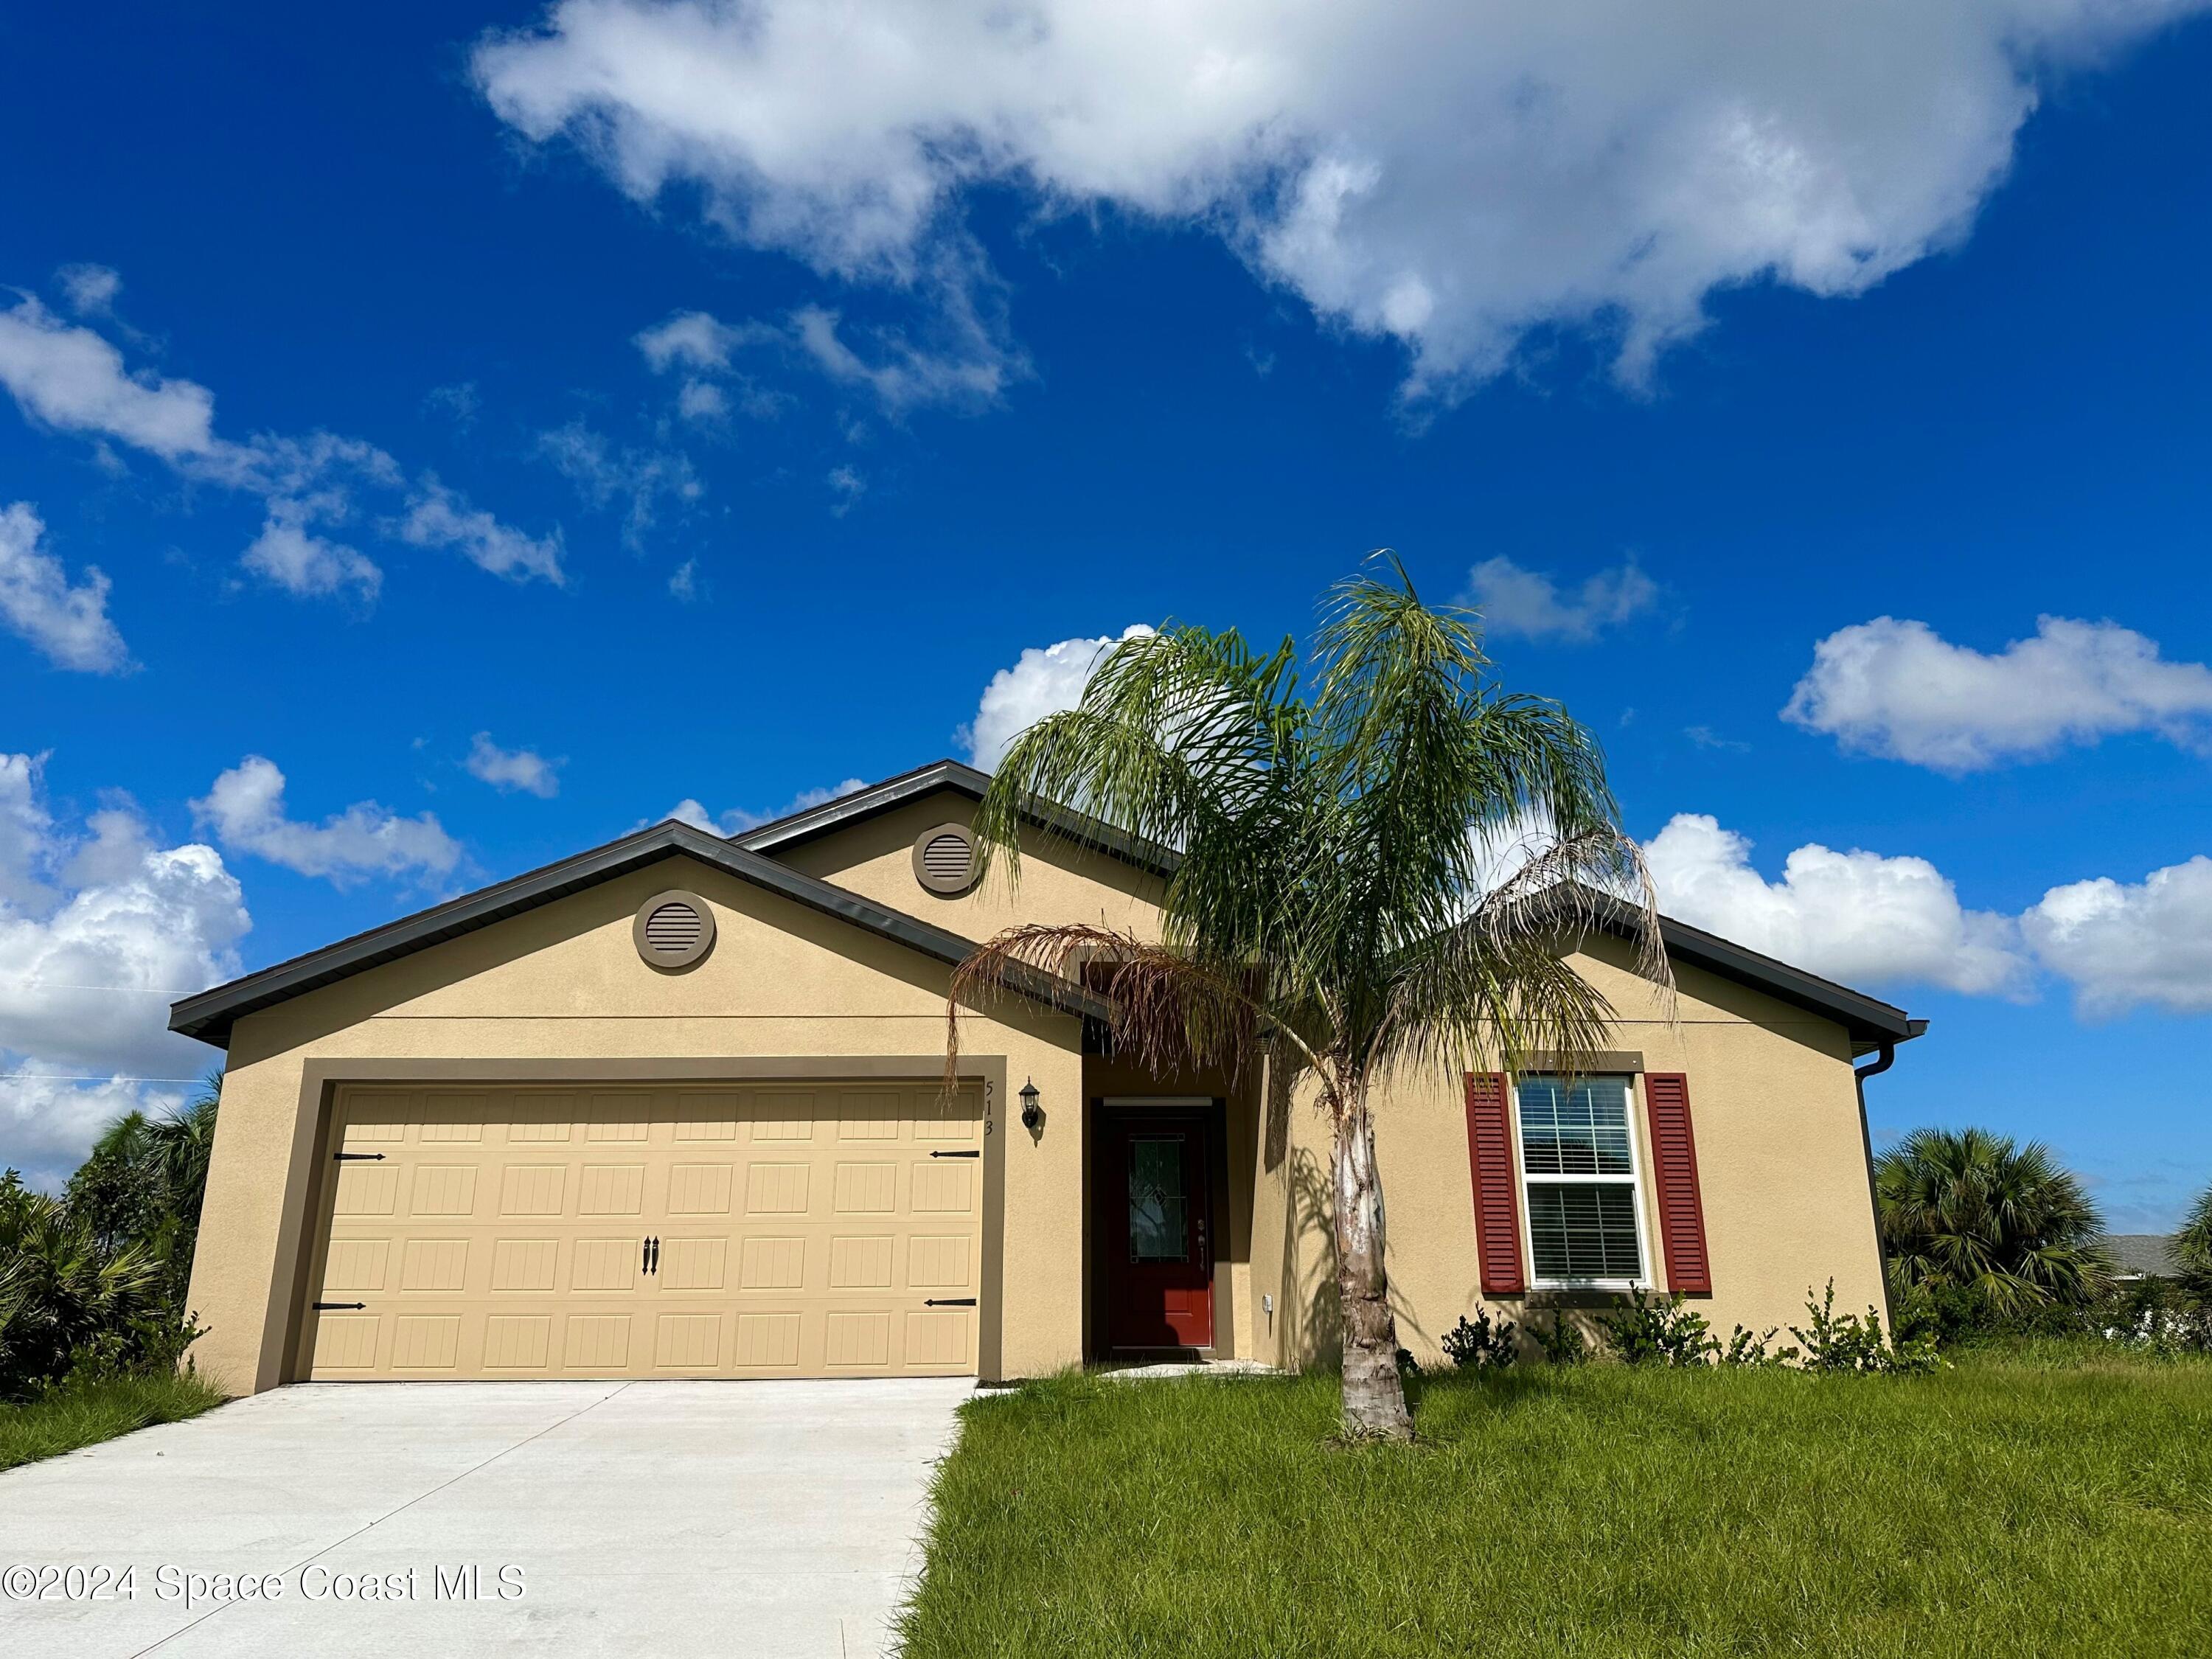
[0,1085,219,1402]
[1595,1289,1717,1366]
[1440,1309,1518,1370]
[1529,1304,1589,1366]
[1791,1279,1941,1374]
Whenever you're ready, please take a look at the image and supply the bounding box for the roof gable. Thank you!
[168,819,1105,1048]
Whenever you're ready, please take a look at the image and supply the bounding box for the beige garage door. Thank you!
[302,1082,983,1380]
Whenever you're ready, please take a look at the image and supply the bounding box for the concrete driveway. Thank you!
[0,1378,971,1658]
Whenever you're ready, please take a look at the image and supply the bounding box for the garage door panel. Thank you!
[306,1082,983,1380]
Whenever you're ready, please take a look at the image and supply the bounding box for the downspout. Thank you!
[1854,1040,1899,1332]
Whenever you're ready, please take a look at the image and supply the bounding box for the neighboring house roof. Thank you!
[169,762,1923,1057]
[168,818,1110,1048]
[733,757,1184,880]
[2106,1234,2181,1279]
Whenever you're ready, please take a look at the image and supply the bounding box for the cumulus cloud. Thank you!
[1465,555,1658,642]
[662,779,867,835]
[963,624,1155,769]
[0,501,131,672]
[192,757,463,886]
[1784,615,2212,772]
[473,0,2205,397]
[2023,857,2212,1017]
[1644,813,2028,998]
[240,502,383,601]
[0,280,560,596]
[466,734,563,798]
[0,753,250,1188]
[0,293,221,462]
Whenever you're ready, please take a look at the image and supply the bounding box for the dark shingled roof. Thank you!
[170,763,1924,1057]
[2106,1234,2181,1279]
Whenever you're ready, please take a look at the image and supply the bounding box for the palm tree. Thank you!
[948,558,1661,1439]
[2174,1180,2212,1298]
[1875,1127,2111,1322]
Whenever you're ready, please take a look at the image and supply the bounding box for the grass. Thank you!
[0,1372,227,1473]
[900,1344,2212,1658]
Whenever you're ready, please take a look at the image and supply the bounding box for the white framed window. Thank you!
[1514,1074,1650,1290]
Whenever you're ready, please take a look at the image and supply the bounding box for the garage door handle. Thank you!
[333,1152,386,1162]
[641,1237,659,1275]
[923,1298,977,1307]
[928,1150,980,1158]
[313,1301,366,1311]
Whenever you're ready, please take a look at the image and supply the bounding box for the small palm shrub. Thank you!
[1877,1127,2112,1341]
[2175,1180,2212,1301]
[0,1082,220,1401]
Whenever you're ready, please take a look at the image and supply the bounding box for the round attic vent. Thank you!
[911,822,979,896]
[633,891,715,969]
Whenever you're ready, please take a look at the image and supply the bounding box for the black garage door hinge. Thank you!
[922,1298,978,1307]
[313,1301,366,1311]
[332,1151,386,1162]
[928,1149,980,1159]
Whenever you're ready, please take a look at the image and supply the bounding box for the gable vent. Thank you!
[633,890,715,968]
[644,900,703,951]
[912,823,980,895]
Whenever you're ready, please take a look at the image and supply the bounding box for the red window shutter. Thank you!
[1644,1073,1712,1294]
[1463,1073,1525,1295]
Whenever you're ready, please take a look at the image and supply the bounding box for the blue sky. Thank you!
[4,2,2210,1221]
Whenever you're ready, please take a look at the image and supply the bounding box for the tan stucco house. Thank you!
[170,759,1923,1394]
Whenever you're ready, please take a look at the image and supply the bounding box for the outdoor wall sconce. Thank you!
[1019,1078,1043,1133]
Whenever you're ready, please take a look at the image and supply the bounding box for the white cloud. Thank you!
[55,263,122,318]
[397,478,567,585]
[1784,615,2212,773]
[661,779,867,836]
[192,756,463,886]
[638,296,1010,417]
[536,420,700,549]
[240,501,383,601]
[473,0,2205,397]
[0,293,222,462]
[1465,555,1658,642]
[633,310,763,372]
[668,558,700,602]
[2023,857,2212,1017]
[0,501,131,672]
[0,279,559,597]
[0,754,250,1188]
[466,734,563,799]
[964,624,1155,769]
[1644,812,2028,998]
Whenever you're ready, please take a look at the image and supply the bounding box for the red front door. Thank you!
[1105,1113,1214,1350]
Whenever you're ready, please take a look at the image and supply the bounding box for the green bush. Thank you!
[1440,1310,1519,1370]
[0,1084,219,1402]
[1596,1289,1717,1366]
[1790,1279,1941,1375]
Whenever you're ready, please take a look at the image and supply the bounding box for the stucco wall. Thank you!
[1255,930,1891,1368]
[776,790,1166,945]
[184,855,1088,1395]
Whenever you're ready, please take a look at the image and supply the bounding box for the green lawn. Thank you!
[900,1346,2212,1658]
[0,1373,226,1473]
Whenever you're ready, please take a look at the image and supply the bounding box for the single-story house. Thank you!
[2105,1234,2181,1281]
[172,759,1923,1392]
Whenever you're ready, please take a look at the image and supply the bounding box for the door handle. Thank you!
[642,1237,659,1276]
[1197,1217,1208,1273]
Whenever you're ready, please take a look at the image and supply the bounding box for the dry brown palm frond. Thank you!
[945,922,1301,1096]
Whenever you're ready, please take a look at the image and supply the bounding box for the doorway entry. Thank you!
[1099,1105,1215,1351]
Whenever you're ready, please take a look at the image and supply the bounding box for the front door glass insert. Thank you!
[1128,1136,1188,1262]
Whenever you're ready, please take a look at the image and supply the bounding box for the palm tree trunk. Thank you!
[1332,1089,1413,1440]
